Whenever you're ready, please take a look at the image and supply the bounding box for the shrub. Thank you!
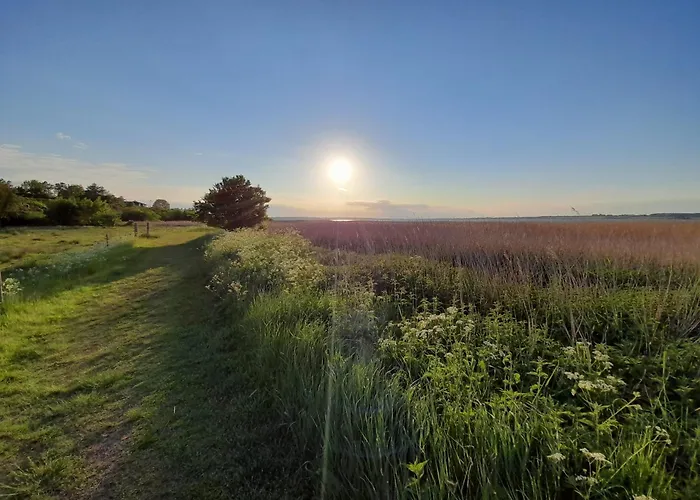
[46,198,81,225]
[161,208,195,221]
[120,207,160,222]
[205,229,323,301]
[89,209,120,227]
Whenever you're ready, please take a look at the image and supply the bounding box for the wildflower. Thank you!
[580,448,611,464]
[654,426,672,445]
[577,380,597,391]
[547,452,566,463]
[593,348,609,363]
[575,475,599,486]
[1,277,23,296]
[578,379,616,393]
[562,346,576,356]
[564,371,581,380]
[633,495,656,500]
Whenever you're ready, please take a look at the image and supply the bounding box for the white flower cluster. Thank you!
[393,306,475,344]
[205,229,324,299]
[577,376,624,393]
[546,452,566,463]
[653,426,672,445]
[1,277,23,296]
[3,243,120,298]
[580,448,611,465]
[575,474,599,486]
[561,342,624,396]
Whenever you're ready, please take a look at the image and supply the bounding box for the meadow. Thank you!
[206,220,700,499]
[0,225,314,499]
[3,220,700,499]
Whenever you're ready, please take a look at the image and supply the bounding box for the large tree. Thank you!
[14,180,55,199]
[84,183,110,201]
[152,199,170,211]
[194,176,270,230]
[54,182,86,199]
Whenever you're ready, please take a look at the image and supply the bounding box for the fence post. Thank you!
[106,233,110,247]
[146,222,150,237]
[134,222,138,237]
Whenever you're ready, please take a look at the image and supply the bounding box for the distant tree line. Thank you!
[0,179,195,227]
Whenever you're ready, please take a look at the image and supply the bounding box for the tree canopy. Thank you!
[194,176,270,230]
[152,199,170,211]
[0,178,195,227]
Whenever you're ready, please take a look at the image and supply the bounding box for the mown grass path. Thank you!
[1,233,310,499]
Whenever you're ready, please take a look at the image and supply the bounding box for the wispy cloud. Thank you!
[347,199,481,219]
[0,146,147,186]
[194,152,204,156]
[56,132,87,150]
[0,146,207,207]
[0,144,21,150]
[347,200,431,212]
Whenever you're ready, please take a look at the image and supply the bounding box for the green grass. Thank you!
[5,224,699,499]
[203,228,700,500]
[0,227,311,499]
[0,226,133,270]
[0,224,206,271]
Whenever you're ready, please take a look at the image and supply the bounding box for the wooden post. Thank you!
[146,222,150,238]
[134,222,138,237]
[106,233,110,247]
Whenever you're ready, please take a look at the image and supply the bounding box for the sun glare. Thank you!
[328,157,352,185]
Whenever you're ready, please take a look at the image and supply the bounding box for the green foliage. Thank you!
[4,198,49,226]
[120,207,160,222]
[45,198,120,226]
[205,228,323,302]
[203,229,700,499]
[89,208,119,226]
[160,208,195,221]
[13,180,55,199]
[46,198,82,225]
[0,180,16,222]
[194,175,270,230]
[1,178,191,227]
[83,183,109,201]
[53,183,85,199]
[152,199,170,211]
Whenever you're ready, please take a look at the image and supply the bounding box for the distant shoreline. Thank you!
[272,213,700,222]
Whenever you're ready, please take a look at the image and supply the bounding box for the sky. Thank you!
[1,0,699,218]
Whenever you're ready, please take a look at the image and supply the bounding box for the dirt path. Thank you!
[0,236,310,499]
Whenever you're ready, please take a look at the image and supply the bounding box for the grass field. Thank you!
[3,221,700,499]
[0,223,204,271]
[0,226,310,499]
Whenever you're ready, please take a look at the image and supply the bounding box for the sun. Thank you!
[328,157,352,185]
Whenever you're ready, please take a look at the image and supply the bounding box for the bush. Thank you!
[205,228,323,302]
[120,207,160,222]
[46,198,81,225]
[89,209,120,227]
[3,198,49,226]
[161,208,195,221]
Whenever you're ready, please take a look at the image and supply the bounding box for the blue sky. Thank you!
[1,0,699,217]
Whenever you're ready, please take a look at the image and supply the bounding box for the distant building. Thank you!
[125,200,147,207]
